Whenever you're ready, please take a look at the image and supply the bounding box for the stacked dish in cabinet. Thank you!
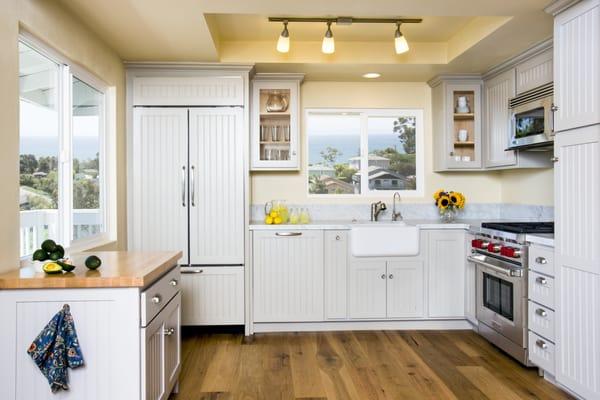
[527,244,556,375]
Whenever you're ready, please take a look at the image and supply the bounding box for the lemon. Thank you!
[274,216,283,224]
[269,211,279,218]
[265,216,274,225]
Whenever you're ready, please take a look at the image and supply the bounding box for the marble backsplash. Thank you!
[251,203,554,222]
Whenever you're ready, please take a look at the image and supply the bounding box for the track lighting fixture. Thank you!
[321,21,335,54]
[394,22,409,54]
[276,20,290,53]
[269,16,422,55]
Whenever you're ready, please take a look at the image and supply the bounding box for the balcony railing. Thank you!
[20,209,102,257]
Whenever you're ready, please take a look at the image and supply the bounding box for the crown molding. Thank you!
[253,72,305,82]
[427,74,482,88]
[544,0,582,16]
[124,61,255,72]
[482,37,553,81]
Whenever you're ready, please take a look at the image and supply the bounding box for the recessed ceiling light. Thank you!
[363,73,381,79]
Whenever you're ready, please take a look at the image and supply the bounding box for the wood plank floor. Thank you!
[170,329,571,400]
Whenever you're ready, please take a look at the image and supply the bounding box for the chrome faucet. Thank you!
[370,201,387,221]
[392,192,403,222]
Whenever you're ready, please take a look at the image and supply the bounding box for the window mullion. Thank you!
[360,113,369,195]
[59,66,73,247]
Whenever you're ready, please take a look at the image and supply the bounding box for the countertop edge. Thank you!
[249,221,474,231]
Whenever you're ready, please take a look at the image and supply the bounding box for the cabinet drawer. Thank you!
[528,271,555,309]
[529,245,554,276]
[528,301,555,342]
[141,267,181,327]
[528,331,555,375]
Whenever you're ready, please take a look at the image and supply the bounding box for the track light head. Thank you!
[322,21,335,54]
[277,21,290,53]
[394,22,409,54]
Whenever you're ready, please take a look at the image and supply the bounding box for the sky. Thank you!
[20,100,100,137]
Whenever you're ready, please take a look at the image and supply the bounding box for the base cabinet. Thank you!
[387,261,425,318]
[324,231,348,319]
[348,260,387,319]
[180,266,244,326]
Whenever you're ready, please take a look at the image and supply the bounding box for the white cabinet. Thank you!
[484,69,517,168]
[131,108,189,263]
[142,293,181,400]
[515,49,553,95]
[252,230,324,322]
[553,0,600,132]
[464,234,477,324]
[428,230,466,318]
[251,74,303,170]
[387,261,425,318]
[180,266,244,325]
[430,76,483,171]
[554,124,600,399]
[348,260,387,319]
[188,108,245,265]
[324,231,348,319]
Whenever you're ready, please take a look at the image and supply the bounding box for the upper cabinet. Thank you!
[484,69,517,168]
[430,76,483,171]
[251,73,304,170]
[552,0,600,132]
[515,49,553,95]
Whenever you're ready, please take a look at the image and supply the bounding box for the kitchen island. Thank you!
[0,251,182,400]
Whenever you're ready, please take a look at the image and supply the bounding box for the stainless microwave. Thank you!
[508,83,555,151]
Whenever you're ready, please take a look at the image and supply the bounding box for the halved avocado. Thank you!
[41,239,57,253]
[42,262,63,274]
[57,260,76,272]
[32,249,48,262]
[85,255,102,270]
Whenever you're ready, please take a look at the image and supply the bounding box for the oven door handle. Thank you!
[467,256,522,278]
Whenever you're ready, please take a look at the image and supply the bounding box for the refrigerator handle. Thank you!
[191,165,196,207]
[181,166,186,207]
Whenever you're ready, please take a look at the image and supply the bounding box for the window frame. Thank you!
[305,108,424,198]
[19,32,116,258]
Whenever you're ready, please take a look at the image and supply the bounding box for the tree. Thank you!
[393,116,416,154]
[308,175,327,194]
[320,147,342,167]
[20,154,38,174]
[37,156,58,174]
[334,163,358,183]
[74,179,99,209]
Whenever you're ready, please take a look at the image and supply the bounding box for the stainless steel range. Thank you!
[468,222,554,366]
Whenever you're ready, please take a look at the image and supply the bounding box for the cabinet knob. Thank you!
[535,257,547,265]
[551,104,559,112]
[169,279,178,286]
[388,274,394,279]
[536,276,548,286]
[536,308,548,318]
[335,235,341,241]
[550,157,559,163]
[151,295,162,304]
[381,274,386,279]
[164,327,175,336]
[536,339,548,350]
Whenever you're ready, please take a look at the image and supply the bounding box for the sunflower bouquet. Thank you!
[433,189,466,222]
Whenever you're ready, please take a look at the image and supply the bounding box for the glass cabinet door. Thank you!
[251,78,301,170]
[446,84,482,169]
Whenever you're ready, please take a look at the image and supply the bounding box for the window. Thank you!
[306,109,423,196]
[19,38,111,257]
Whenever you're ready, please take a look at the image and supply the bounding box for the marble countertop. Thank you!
[0,251,182,289]
[249,219,479,230]
[525,233,554,247]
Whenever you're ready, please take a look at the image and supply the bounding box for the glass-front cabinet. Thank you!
[430,76,483,171]
[251,73,304,170]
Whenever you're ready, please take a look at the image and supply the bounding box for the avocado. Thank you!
[42,262,63,274]
[48,251,63,261]
[32,249,48,262]
[57,260,76,272]
[85,255,102,270]
[55,245,65,259]
[41,239,57,253]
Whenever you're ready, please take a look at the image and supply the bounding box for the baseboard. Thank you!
[252,319,473,333]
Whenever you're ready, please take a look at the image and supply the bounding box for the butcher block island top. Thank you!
[0,251,182,289]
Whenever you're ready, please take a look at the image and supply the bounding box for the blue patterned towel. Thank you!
[27,304,85,392]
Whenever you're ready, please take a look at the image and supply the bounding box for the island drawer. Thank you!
[528,331,555,375]
[529,245,554,276]
[141,266,181,327]
[528,271,555,310]
[528,300,555,343]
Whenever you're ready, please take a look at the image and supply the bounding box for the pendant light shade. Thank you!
[276,21,290,53]
[394,23,409,54]
[322,22,335,54]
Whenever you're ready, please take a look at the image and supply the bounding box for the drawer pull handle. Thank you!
[536,339,548,350]
[181,269,204,274]
[536,277,548,286]
[151,295,162,304]
[536,308,548,317]
[535,257,548,265]
[276,232,302,237]
[164,327,175,337]
[169,279,178,286]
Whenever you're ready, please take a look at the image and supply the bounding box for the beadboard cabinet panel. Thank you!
[484,69,517,168]
[554,0,600,131]
[253,231,324,322]
[324,231,348,320]
[133,76,244,106]
[131,108,189,264]
[515,49,553,95]
[188,108,245,265]
[181,267,244,325]
[428,230,466,318]
[386,260,425,318]
[348,260,387,319]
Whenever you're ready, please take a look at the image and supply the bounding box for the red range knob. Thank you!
[487,243,501,253]
[471,239,484,249]
[501,246,521,258]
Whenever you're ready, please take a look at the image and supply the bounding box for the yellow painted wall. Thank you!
[0,0,125,273]
[500,169,554,206]
[251,81,504,204]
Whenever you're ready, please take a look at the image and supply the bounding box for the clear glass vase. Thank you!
[440,209,457,223]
